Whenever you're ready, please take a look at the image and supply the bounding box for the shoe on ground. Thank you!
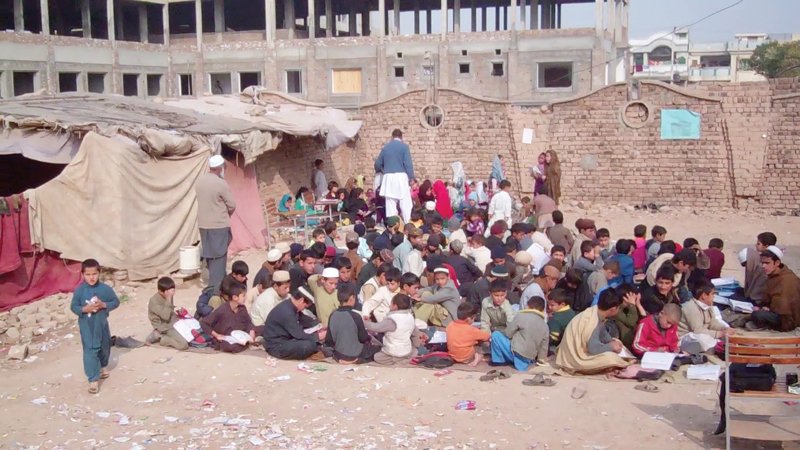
[744,321,764,331]
[88,381,99,394]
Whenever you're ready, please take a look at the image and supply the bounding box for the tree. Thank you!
[749,41,800,78]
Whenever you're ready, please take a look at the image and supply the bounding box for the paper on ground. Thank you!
[429,330,448,344]
[640,352,678,370]
[686,364,721,381]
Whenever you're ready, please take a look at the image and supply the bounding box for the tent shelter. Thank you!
[0,93,361,310]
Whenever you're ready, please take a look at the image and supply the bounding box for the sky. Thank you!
[561,0,799,43]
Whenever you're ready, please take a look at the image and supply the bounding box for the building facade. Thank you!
[0,0,629,104]
[631,29,798,84]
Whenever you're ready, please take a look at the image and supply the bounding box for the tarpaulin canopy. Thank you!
[0,128,80,164]
[26,132,209,280]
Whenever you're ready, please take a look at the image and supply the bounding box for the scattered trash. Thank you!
[153,356,172,364]
[434,369,454,377]
[264,357,278,367]
[116,414,130,426]
[454,400,476,411]
[341,367,358,372]
[571,384,587,399]
[96,411,110,418]
[164,416,178,422]
[201,400,217,411]
[269,375,291,382]
[249,436,265,445]
[112,436,130,443]
[135,377,147,385]
[137,397,163,404]
[297,363,315,374]
[31,397,48,405]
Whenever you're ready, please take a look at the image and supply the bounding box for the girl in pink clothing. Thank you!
[532,152,546,195]
[631,224,648,272]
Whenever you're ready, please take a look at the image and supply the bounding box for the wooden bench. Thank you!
[263,198,306,246]
[724,335,800,449]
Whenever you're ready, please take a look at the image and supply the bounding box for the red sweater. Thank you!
[632,316,678,357]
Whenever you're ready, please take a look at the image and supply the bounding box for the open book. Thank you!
[713,296,754,313]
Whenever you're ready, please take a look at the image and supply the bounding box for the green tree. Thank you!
[750,41,800,78]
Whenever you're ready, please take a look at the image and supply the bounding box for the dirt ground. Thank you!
[1,208,800,450]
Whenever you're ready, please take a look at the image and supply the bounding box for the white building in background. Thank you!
[630,29,797,84]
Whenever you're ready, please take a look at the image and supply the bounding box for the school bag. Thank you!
[572,271,595,313]
[713,363,776,434]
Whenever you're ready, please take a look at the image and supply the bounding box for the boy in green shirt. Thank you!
[546,288,575,350]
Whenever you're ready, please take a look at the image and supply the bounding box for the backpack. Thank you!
[573,271,595,313]
[714,363,776,434]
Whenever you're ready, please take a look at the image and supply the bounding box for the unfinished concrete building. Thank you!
[0,0,629,104]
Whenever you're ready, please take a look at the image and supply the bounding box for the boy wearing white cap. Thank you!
[252,248,283,290]
[195,154,236,294]
[308,267,340,326]
[750,246,800,331]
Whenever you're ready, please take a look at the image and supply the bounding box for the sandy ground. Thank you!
[1,208,800,450]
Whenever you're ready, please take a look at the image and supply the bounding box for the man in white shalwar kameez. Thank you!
[374,129,415,223]
[486,179,513,236]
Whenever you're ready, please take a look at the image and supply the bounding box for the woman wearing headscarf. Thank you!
[432,180,454,220]
[278,194,294,213]
[346,187,370,222]
[475,181,489,207]
[532,152,547,195]
[544,150,562,205]
[489,154,505,196]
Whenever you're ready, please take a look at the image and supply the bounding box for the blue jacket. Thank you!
[610,254,635,285]
[70,281,120,349]
[374,139,415,179]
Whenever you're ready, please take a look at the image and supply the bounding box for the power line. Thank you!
[507,0,745,99]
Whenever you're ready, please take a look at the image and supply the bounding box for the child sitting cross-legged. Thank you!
[490,295,549,371]
[446,302,491,367]
[324,285,381,364]
[200,280,256,353]
[366,293,428,365]
[632,302,681,357]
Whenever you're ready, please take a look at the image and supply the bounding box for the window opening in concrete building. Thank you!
[491,62,504,77]
[459,63,470,74]
[648,46,672,64]
[461,50,468,56]
[396,52,403,59]
[0,3,14,31]
[421,104,444,129]
[180,74,193,96]
[286,70,302,94]
[495,49,502,56]
[394,66,405,78]
[700,55,731,68]
[13,71,36,96]
[15,0,43,34]
[58,73,79,92]
[146,74,162,96]
[123,74,139,96]
[87,73,106,93]
[169,2,197,36]
[422,65,434,77]
[48,1,82,37]
[145,3,164,43]
[222,0,265,32]
[538,62,573,88]
[210,73,232,94]
[331,69,362,94]
[240,72,261,90]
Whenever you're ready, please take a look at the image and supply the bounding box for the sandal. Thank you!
[100,369,110,380]
[88,381,99,394]
[480,369,500,382]
[522,373,556,387]
[634,382,659,393]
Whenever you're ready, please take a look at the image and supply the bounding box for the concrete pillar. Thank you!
[393,0,400,35]
[214,0,225,32]
[521,0,527,30]
[349,3,357,36]
[325,0,332,37]
[595,0,603,37]
[40,0,49,35]
[531,0,538,29]
[265,0,276,42]
[413,0,420,34]
[509,0,516,31]
[307,0,315,39]
[285,0,295,39]
[13,0,24,32]
[470,0,477,32]
[195,0,203,47]
[426,5,432,34]
[139,3,148,43]
[440,0,447,37]
[453,0,460,34]
[162,4,170,44]
[608,0,616,42]
[81,0,92,38]
[378,0,385,38]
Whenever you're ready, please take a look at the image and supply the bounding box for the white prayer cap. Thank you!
[737,248,748,265]
[425,201,435,211]
[209,155,225,168]
[322,267,340,279]
[266,248,282,263]
[766,245,784,260]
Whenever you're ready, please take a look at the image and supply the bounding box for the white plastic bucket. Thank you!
[179,246,200,274]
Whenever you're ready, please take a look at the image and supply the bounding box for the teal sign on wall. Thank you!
[660,109,701,140]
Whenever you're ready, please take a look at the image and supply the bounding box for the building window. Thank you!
[738,58,752,71]
[393,66,405,78]
[331,68,362,94]
[396,52,403,59]
[239,72,261,90]
[179,74,193,96]
[491,62,504,77]
[422,65,434,77]
[461,50,468,56]
[58,73,79,93]
[633,53,644,66]
[459,63,470,74]
[538,62,573,88]
[13,71,36,96]
[88,73,106,93]
[209,73,232,94]
[649,46,672,64]
[123,74,139,96]
[495,49,502,56]
[146,74,162,96]
[286,70,302,94]
[420,104,444,129]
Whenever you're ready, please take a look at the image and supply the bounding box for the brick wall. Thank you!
[252,79,800,213]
